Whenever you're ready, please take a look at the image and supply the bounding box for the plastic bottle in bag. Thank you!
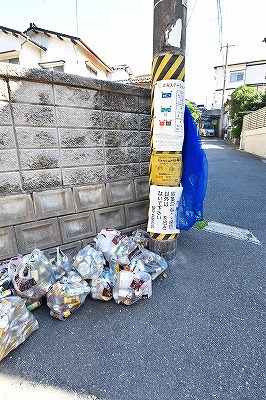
[73,245,105,280]
[12,249,56,299]
[0,296,39,361]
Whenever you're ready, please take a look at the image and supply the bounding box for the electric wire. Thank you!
[187,0,198,27]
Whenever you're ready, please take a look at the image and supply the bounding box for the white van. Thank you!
[200,123,215,137]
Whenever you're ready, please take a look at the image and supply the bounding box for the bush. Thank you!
[229,86,265,138]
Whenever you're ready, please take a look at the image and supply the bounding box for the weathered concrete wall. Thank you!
[0,64,151,260]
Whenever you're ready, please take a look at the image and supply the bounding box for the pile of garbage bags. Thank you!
[0,229,168,361]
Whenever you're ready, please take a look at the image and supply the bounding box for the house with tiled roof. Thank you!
[0,25,46,67]
[0,23,113,79]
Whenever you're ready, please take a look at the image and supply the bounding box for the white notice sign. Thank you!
[153,80,185,151]
[147,185,183,234]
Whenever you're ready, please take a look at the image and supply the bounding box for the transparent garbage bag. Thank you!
[130,229,149,248]
[73,245,105,280]
[0,296,39,361]
[89,268,113,301]
[7,256,23,280]
[50,247,72,280]
[112,270,152,306]
[0,256,23,299]
[94,229,139,266]
[12,249,56,300]
[0,262,13,297]
[94,228,122,262]
[129,248,168,280]
[46,270,90,321]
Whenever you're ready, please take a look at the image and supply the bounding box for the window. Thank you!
[87,66,97,76]
[230,72,244,82]
[0,57,19,64]
[0,50,20,64]
[49,65,64,72]
[6,57,19,64]
[85,61,98,77]
[39,61,65,72]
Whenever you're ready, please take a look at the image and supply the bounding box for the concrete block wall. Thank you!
[0,64,151,261]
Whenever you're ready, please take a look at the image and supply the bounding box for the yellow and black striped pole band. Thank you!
[149,232,179,241]
[152,53,185,86]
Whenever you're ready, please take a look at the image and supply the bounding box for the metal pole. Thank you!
[219,43,234,137]
[147,0,187,261]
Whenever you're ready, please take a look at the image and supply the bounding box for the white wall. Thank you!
[246,64,266,85]
[28,31,108,79]
[0,32,21,53]
[240,128,266,158]
[19,41,42,68]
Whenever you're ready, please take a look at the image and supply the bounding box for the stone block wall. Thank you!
[0,64,151,260]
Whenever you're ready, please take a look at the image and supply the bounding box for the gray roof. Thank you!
[0,25,47,51]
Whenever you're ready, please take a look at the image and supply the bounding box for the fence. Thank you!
[0,64,151,260]
[240,106,266,158]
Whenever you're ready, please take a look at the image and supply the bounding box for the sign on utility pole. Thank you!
[148,0,187,260]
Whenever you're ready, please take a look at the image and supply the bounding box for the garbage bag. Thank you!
[89,268,113,301]
[50,247,72,280]
[0,296,39,361]
[94,229,139,265]
[73,245,105,280]
[7,256,23,280]
[46,270,90,321]
[130,229,149,248]
[113,270,152,306]
[0,263,13,293]
[176,106,208,230]
[12,249,56,299]
[129,248,168,280]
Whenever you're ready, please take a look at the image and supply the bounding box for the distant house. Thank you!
[212,59,266,109]
[115,70,151,88]
[0,23,112,79]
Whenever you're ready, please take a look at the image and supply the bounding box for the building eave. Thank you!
[214,59,266,69]
[0,25,47,51]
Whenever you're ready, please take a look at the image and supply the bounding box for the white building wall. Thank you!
[19,42,42,68]
[28,32,108,79]
[246,64,266,84]
[0,32,22,53]
[213,61,266,109]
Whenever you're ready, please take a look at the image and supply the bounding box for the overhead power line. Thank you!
[187,0,198,27]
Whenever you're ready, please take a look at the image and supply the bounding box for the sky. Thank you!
[0,0,265,108]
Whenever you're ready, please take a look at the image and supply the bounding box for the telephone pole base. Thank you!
[148,236,179,261]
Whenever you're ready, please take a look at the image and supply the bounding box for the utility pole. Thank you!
[219,43,234,137]
[147,0,187,260]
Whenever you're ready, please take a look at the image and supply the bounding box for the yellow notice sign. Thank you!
[150,150,182,186]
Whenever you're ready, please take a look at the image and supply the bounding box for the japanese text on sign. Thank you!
[150,151,182,186]
[147,185,183,234]
[153,80,185,151]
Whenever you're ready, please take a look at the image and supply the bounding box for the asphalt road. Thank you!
[0,139,265,400]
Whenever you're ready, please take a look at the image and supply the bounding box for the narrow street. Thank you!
[1,139,265,400]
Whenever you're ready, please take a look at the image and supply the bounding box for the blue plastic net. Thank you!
[176,106,208,230]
